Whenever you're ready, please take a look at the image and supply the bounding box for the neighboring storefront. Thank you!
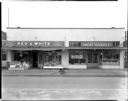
[67,41,122,69]
[2,41,64,69]
[2,27,126,69]
[1,31,7,68]
[123,40,128,68]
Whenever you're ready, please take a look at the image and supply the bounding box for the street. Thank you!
[2,75,128,100]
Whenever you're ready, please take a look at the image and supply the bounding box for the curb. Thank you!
[2,74,127,77]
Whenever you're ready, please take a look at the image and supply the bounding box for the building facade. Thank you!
[2,27,126,69]
[2,31,7,68]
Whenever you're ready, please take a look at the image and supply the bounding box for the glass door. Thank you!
[87,51,98,69]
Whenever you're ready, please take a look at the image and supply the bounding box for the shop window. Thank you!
[14,52,21,61]
[102,51,120,65]
[14,51,30,62]
[2,50,7,60]
[69,50,86,64]
[43,51,61,66]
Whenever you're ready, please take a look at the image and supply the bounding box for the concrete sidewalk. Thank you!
[2,69,128,77]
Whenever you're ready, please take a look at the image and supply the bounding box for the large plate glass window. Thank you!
[43,50,61,66]
[102,50,120,65]
[69,50,86,64]
[14,51,29,62]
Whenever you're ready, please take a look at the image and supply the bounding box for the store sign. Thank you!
[2,41,64,47]
[81,42,113,47]
[69,41,120,47]
[71,55,83,59]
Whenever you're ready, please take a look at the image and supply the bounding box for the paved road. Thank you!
[2,76,128,100]
[2,76,127,89]
[2,69,128,77]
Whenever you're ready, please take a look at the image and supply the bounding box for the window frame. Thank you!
[101,50,120,65]
[69,50,86,65]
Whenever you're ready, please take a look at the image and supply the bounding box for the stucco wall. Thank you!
[99,65,121,69]
[7,28,125,43]
[62,50,69,68]
[7,50,13,62]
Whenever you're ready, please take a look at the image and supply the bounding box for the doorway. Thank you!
[87,51,98,69]
[32,51,38,68]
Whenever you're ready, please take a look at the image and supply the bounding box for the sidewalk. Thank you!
[2,69,128,77]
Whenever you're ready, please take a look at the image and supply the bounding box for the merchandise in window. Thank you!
[43,51,61,66]
[13,51,30,62]
[102,51,120,65]
[69,50,86,64]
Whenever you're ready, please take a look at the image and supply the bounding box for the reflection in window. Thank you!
[102,50,120,65]
[69,50,86,64]
[43,51,61,66]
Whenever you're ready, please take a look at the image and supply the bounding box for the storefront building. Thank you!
[2,27,126,69]
[123,40,128,68]
[2,31,7,68]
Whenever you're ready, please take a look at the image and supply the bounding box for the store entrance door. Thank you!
[87,52,98,69]
[32,51,38,68]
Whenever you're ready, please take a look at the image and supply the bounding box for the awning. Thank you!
[1,47,64,51]
[2,46,127,50]
[66,47,127,50]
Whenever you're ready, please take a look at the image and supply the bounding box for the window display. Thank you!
[69,50,86,64]
[39,50,61,67]
[44,51,61,66]
[102,50,120,65]
[13,51,30,62]
[12,51,31,69]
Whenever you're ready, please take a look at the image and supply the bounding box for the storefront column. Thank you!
[7,50,13,62]
[120,50,125,69]
[62,49,69,68]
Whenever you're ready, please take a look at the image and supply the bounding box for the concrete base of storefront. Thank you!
[2,68,128,77]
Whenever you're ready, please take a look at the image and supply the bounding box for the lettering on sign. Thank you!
[16,41,51,46]
[15,41,64,47]
[69,41,119,47]
[2,41,64,47]
[71,55,83,59]
[82,42,112,47]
